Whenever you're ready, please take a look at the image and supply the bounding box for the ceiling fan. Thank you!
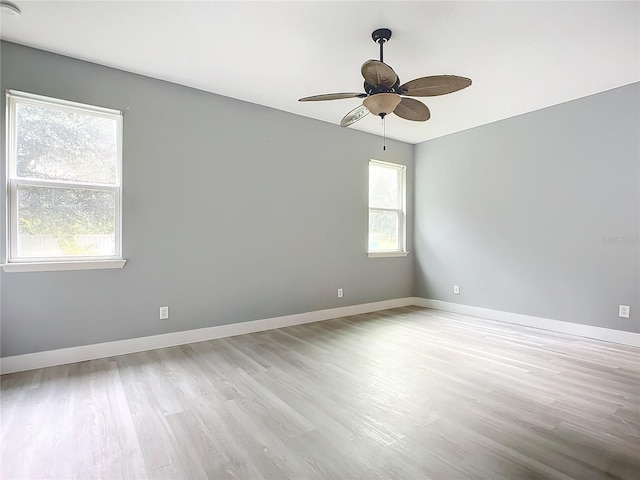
[299,28,472,131]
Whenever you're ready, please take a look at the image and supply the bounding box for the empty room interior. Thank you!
[1,1,639,479]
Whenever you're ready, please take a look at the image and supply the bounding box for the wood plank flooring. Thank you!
[2,307,639,479]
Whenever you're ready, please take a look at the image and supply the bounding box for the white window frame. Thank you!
[3,90,126,272]
[368,159,408,258]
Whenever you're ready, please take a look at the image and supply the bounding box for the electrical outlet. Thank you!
[619,305,630,318]
[337,288,343,298]
[160,306,169,319]
[453,285,460,295]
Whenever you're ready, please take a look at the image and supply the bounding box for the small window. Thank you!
[4,90,124,270]
[368,160,407,257]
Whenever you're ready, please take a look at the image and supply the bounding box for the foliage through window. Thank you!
[368,160,406,255]
[6,91,123,263]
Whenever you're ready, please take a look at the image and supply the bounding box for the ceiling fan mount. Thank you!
[299,27,472,130]
[371,28,392,45]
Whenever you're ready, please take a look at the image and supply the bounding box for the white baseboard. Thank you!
[3,297,637,374]
[415,298,640,347]
[0,297,415,375]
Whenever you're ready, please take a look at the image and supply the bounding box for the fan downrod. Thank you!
[372,28,391,63]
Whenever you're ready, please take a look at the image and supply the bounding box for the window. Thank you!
[368,160,407,257]
[4,90,125,272]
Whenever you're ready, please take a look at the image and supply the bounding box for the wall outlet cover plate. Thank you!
[619,305,630,318]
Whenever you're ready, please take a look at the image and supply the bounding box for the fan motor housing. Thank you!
[364,79,401,96]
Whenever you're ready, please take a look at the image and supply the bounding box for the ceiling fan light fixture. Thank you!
[298,27,471,135]
[363,93,401,117]
[0,1,21,15]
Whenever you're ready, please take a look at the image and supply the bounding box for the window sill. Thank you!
[1,259,127,273]
[368,251,409,258]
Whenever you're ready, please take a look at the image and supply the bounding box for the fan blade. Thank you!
[399,75,472,97]
[361,60,398,88]
[299,92,366,102]
[340,104,370,127]
[393,98,431,122]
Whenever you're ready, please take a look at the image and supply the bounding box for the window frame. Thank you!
[368,159,408,258]
[3,90,126,272]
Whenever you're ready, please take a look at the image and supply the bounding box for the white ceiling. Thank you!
[1,1,639,144]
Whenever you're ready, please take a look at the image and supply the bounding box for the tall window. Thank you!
[5,90,123,269]
[368,160,407,257]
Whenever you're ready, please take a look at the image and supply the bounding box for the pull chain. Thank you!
[383,116,386,151]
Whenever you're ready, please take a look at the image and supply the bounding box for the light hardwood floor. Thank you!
[1,307,639,479]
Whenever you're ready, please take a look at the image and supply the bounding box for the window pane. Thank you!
[16,102,118,184]
[17,185,116,258]
[369,163,399,209]
[369,210,399,251]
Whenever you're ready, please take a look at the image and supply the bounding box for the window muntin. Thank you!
[6,90,123,263]
[368,160,406,254]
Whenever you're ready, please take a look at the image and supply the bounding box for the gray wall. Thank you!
[0,42,414,357]
[414,82,639,333]
[2,41,637,359]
